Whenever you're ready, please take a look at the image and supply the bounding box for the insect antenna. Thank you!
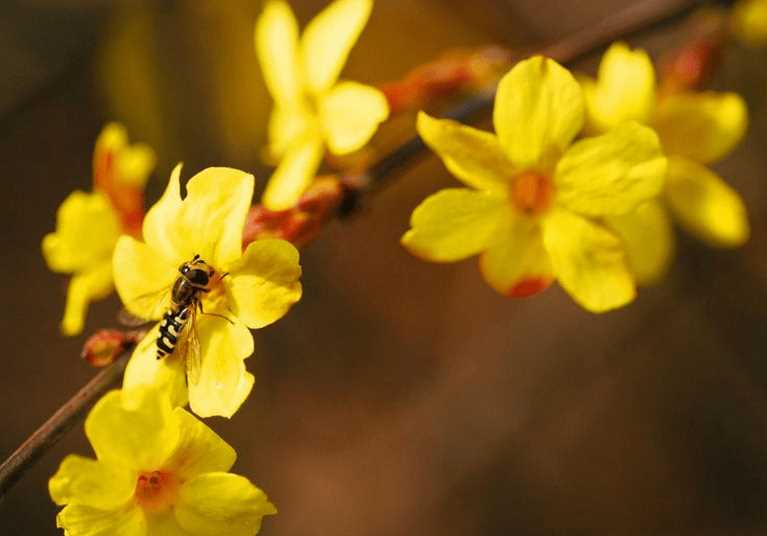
[197,300,235,325]
[202,312,235,325]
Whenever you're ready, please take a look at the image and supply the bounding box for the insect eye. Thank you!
[188,269,209,285]
[178,264,188,274]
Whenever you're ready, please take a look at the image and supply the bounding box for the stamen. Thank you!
[134,470,178,513]
[509,171,554,215]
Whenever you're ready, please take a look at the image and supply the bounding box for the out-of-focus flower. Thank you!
[402,57,667,313]
[255,0,389,210]
[113,166,302,418]
[581,42,749,283]
[50,388,276,536]
[732,0,767,46]
[42,123,155,336]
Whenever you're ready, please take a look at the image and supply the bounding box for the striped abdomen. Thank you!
[156,307,191,359]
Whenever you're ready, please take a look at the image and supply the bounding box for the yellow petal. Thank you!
[94,123,128,157]
[319,81,389,155]
[86,389,178,471]
[665,157,749,247]
[494,56,584,169]
[554,121,667,216]
[49,455,134,509]
[300,0,373,94]
[732,0,767,46]
[187,319,255,419]
[56,504,146,536]
[144,166,255,267]
[122,327,189,410]
[113,236,176,320]
[542,209,636,312]
[255,0,303,105]
[401,188,506,262]
[175,473,277,536]
[225,239,303,329]
[115,143,156,188]
[181,167,255,267]
[163,408,236,481]
[266,104,316,161]
[42,191,121,273]
[61,260,114,336]
[262,135,324,210]
[479,211,553,297]
[653,92,748,164]
[606,201,674,285]
[144,513,189,536]
[416,111,512,192]
[582,42,656,133]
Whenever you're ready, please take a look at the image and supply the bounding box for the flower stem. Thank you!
[0,0,715,500]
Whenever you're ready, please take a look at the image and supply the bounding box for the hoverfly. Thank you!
[121,254,230,385]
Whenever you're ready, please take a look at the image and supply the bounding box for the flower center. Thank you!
[509,171,554,215]
[134,470,178,513]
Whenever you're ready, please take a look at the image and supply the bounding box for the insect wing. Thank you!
[122,285,173,323]
[176,306,202,386]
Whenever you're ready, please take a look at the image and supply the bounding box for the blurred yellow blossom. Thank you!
[732,0,767,46]
[42,123,155,336]
[402,57,667,313]
[50,388,276,536]
[113,166,302,418]
[256,0,389,210]
[581,42,749,283]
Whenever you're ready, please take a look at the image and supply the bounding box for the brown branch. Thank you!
[0,0,714,501]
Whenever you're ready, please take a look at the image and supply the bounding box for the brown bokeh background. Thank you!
[1,0,767,534]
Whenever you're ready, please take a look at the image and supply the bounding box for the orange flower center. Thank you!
[509,171,553,215]
[134,471,178,513]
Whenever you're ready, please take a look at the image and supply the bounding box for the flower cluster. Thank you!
[402,40,751,310]
[50,388,275,535]
[256,0,389,210]
[43,1,758,534]
[51,163,302,535]
[115,166,303,418]
[43,124,154,335]
[403,56,667,312]
[49,1,391,532]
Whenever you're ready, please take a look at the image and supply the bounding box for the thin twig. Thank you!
[0,0,712,500]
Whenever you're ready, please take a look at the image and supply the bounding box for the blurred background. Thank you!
[1,0,767,533]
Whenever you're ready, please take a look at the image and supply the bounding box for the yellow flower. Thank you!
[581,42,749,283]
[732,0,767,46]
[113,166,302,418]
[50,389,276,536]
[256,0,389,210]
[402,57,667,313]
[42,123,155,335]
